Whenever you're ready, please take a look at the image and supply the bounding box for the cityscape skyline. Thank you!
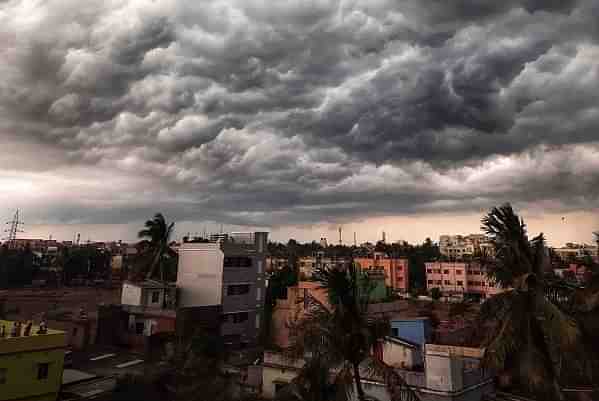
[1,1,599,244]
[6,208,598,247]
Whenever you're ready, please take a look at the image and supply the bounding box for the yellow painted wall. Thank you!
[0,321,66,401]
[0,348,65,401]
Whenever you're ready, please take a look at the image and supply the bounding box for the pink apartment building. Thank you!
[425,261,503,299]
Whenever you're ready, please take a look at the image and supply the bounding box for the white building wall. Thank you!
[121,283,143,306]
[177,243,224,307]
[381,341,420,370]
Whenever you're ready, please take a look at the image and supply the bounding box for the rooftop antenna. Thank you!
[382,231,386,243]
[4,209,24,246]
[338,226,342,246]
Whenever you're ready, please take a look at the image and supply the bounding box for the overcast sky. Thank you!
[1,0,598,246]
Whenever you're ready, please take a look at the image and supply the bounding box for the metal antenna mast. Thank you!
[4,209,24,246]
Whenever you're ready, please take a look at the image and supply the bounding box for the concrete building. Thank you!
[390,317,432,346]
[355,253,410,293]
[97,280,177,356]
[0,320,67,401]
[261,343,493,401]
[298,252,350,279]
[425,261,503,300]
[177,232,268,348]
[271,281,329,348]
[439,234,492,260]
[377,336,423,371]
[265,257,288,272]
[553,243,598,262]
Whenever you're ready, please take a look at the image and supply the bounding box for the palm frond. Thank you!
[362,356,420,401]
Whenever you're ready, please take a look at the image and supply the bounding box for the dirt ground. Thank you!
[1,287,121,321]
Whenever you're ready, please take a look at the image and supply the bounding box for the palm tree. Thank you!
[285,263,419,401]
[478,204,580,400]
[138,213,175,282]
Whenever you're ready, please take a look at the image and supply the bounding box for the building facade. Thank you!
[177,232,268,348]
[271,281,329,348]
[355,253,409,293]
[262,343,494,401]
[0,320,66,401]
[425,261,503,300]
[298,252,350,279]
[439,234,492,260]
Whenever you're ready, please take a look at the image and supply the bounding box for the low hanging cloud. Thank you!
[1,0,598,228]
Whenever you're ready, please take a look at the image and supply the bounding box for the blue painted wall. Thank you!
[390,318,431,345]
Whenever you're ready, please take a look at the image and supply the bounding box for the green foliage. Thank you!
[62,246,111,284]
[137,213,176,281]
[0,245,37,287]
[286,263,419,401]
[478,203,589,401]
[429,287,441,300]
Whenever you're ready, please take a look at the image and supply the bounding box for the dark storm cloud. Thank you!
[1,0,598,227]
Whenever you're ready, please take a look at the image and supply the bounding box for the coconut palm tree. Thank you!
[285,263,419,401]
[138,213,175,282]
[478,204,580,400]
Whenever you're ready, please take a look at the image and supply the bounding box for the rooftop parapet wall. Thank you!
[0,320,66,354]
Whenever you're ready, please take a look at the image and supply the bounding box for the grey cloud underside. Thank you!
[1,0,599,226]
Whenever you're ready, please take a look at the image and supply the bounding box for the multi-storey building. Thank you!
[177,232,268,348]
[262,344,494,401]
[355,252,410,293]
[553,243,599,262]
[100,232,268,354]
[0,320,67,401]
[265,257,288,272]
[298,252,350,279]
[425,261,503,300]
[439,234,491,260]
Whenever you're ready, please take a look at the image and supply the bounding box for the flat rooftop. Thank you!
[0,319,66,353]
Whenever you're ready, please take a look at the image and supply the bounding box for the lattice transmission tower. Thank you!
[4,209,24,246]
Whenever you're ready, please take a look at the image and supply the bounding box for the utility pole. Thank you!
[354,232,357,247]
[4,209,24,247]
[338,227,342,246]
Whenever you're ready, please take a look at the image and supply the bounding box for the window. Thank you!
[223,312,249,324]
[135,322,144,334]
[427,269,432,274]
[256,287,262,301]
[456,270,462,275]
[0,368,6,384]
[255,314,261,329]
[443,270,450,274]
[227,284,250,296]
[427,280,433,285]
[392,328,399,337]
[436,280,442,285]
[151,291,160,303]
[397,266,402,271]
[37,363,49,380]
[224,257,252,268]
[444,280,451,285]
[72,327,78,337]
[457,281,463,286]
[468,281,474,286]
